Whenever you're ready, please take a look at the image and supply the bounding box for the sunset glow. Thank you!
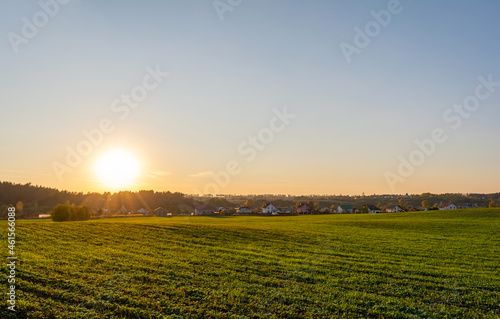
[94,150,141,190]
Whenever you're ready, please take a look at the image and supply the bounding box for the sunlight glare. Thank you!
[94,150,141,190]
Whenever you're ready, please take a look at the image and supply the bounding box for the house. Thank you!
[137,208,150,215]
[118,206,128,214]
[365,205,381,214]
[386,205,405,213]
[319,207,330,213]
[354,206,365,214]
[154,207,170,217]
[195,205,214,216]
[262,203,280,214]
[439,203,457,210]
[296,203,314,214]
[237,206,252,214]
[337,205,353,214]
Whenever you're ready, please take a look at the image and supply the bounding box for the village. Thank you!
[118,202,466,218]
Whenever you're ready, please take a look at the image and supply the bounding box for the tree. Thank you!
[15,201,23,214]
[69,204,77,221]
[178,204,193,214]
[489,200,496,208]
[422,200,430,209]
[51,204,70,222]
[398,199,408,212]
[243,198,255,208]
[51,204,90,222]
[1,205,14,219]
[75,206,90,220]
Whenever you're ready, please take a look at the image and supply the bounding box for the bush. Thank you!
[75,206,91,220]
[51,204,90,222]
[51,204,71,222]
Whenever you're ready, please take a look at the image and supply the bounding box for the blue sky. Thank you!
[1,0,499,195]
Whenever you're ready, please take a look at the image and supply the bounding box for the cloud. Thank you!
[189,171,214,178]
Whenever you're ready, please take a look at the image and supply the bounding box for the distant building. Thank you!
[137,208,150,215]
[337,205,353,214]
[296,203,314,214]
[386,205,405,213]
[439,204,457,210]
[262,203,280,214]
[195,205,215,216]
[365,205,381,214]
[154,207,170,217]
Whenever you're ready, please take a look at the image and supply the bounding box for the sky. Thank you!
[1,0,500,195]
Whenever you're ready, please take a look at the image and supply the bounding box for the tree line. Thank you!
[0,181,499,219]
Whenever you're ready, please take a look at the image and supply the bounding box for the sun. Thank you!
[94,150,141,190]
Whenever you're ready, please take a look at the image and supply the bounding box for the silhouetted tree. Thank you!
[422,200,430,209]
[51,204,70,222]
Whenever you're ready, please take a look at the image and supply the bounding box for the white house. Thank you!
[262,203,280,214]
[439,204,457,210]
[386,205,405,213]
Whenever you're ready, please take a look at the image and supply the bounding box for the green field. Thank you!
[2,209,500,318]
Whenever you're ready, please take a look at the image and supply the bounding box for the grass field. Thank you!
[2,209,500,318]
